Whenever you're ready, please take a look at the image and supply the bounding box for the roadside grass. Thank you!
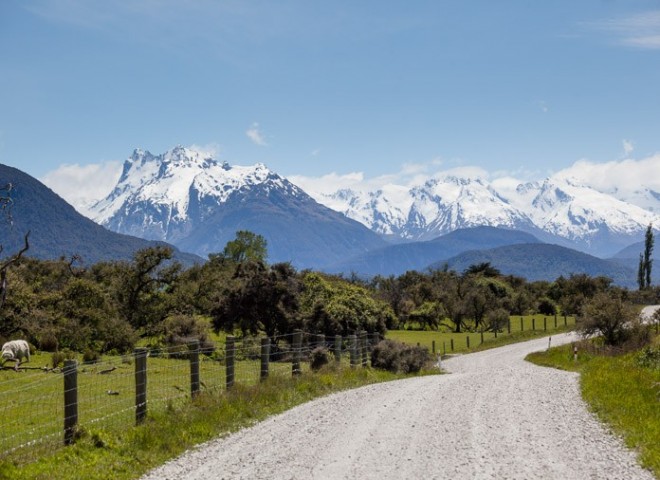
[0,364,437,480]
[527,337,660,478]
[388,314,575,355]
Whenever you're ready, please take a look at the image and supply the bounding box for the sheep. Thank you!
[1,340,30,371]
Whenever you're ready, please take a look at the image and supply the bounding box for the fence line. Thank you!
[0,330,383,460]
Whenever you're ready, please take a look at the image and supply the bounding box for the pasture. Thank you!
[387,314,576,354]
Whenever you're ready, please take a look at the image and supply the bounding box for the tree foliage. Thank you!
[577,292,638,346]
[222,230,268,264]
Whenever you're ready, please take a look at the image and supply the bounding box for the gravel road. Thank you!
[141,333,655,480]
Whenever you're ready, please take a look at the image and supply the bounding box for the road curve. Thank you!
[141,333,654,480]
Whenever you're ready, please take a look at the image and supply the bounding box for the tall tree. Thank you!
[637,253,645,291]
[222,230,268,264]
[643,224,654,288]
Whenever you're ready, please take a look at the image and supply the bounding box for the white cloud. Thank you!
[622,139,634,157]
[246,122,268,146]
[189,142,221,158]
[288,172,365,196]
[551,155,660,210]
[40,161,123,218]
[588,10,660,50]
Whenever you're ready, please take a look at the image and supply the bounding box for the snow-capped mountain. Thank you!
[90,146,385,267]
[321,175,536,241]
[314,174,660,257]
[93,146,300,242]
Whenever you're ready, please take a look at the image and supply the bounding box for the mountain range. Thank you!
[89,146,386,268]
[316,174,659,258]
[0,163,201,266]
[2,144,657,286]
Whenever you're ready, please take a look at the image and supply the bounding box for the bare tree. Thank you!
[0,182,30,309]
[0,232,29,309]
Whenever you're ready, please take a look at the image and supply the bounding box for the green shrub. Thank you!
[371,339,431,373]
[636,346,660,369]
[82,349,100,364]
[39,332,59,352]
[309,346,330,371]
[51,350,76,369]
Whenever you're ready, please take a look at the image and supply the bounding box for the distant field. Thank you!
[387,314,576,354]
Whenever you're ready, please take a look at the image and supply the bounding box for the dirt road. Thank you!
[141,333,654,479]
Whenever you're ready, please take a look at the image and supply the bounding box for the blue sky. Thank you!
[1,1,660,207]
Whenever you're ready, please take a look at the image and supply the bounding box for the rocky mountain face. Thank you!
[317,175,660,257]
[90,146,386,268]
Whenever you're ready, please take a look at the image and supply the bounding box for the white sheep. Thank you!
[1,340,31,371]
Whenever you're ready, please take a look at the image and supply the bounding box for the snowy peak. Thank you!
[510,178,658,240]
[321,175,533,240]
[313,172,660,256]
[90,145,301,242]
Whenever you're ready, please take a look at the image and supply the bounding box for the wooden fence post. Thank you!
[520,317,523,331]
[543,317,547,331]
[189,340,200,399]
[260,337,270,381]
[334,335,342,363]
[135,347,148,425]
[532,317,536,331]
[226,336,235,389]
[480,330,484,345]
[292,330,302,376]
[349,334,358,368]
[554,314,557,329]
[361,331,368,367]
[466,336,470,349]
[564,315,567,326]
[63,359,78,446]
[450,338,454,352]
[507,318,511,334]
[432,340,436,354]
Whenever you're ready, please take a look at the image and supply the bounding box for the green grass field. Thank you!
[387,314,575,354]
[0,364,428,480]
[527,340,660,478]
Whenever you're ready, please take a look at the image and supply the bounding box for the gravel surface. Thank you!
[141,333,655,480]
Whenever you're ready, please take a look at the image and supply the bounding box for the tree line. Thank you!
[1,228,657,355]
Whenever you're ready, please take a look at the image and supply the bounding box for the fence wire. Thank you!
[0,331,379,462]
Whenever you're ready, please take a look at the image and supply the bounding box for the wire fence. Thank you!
[0,330,381,461]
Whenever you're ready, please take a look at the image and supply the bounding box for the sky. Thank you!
[1,0,660,211]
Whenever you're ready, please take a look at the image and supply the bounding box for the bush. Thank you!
[163,314,214,357]
[537,298,557,316]
[636,346,660,369]
[577,293,638,346]
[370,339,431,374]
[38,331,59,352]
[51,350,76,369]
[486,308,509,332]
[309,346,330,371]
[82,348,101,364]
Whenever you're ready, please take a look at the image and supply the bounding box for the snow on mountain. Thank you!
[89,145,386,267]
[312,173,660,256]
[318,174,535,240]
[91,145,302,242]
[505,178,658,240]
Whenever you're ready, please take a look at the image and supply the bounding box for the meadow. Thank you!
[387,314,576,354]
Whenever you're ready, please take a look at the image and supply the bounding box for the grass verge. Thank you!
[0,365,436,480]
[527,342,660,478]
